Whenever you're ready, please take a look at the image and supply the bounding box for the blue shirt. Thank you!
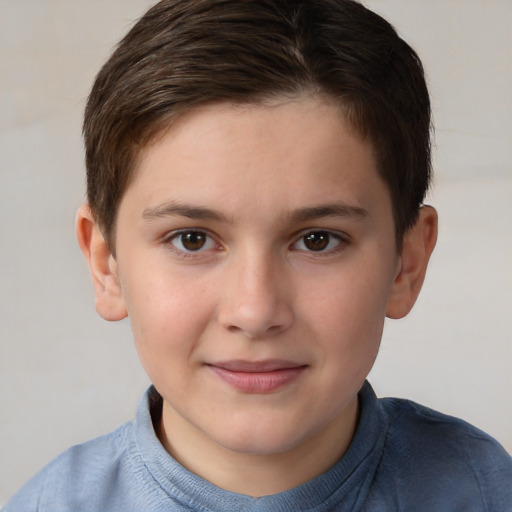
[5,382,512,511]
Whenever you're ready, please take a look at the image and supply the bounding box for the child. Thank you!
[5,0,511,510]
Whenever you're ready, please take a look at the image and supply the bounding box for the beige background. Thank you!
[1,0,511,505]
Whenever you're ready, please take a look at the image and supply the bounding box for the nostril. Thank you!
[222,318,291,339]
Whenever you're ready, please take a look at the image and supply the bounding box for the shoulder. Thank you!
[376,396,512,510]
[3,422,139,512]
[381,396,511,463]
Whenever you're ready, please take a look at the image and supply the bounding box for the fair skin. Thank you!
[77,96,437,496]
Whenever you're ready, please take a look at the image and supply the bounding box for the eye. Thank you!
[292,230,344,253]
[169,230,217,252]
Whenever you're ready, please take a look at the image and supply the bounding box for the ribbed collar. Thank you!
[134,381,388,512]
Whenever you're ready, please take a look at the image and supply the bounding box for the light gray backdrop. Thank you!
[1,0,511,505]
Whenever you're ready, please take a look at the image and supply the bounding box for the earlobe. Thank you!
[75,204,128,321]
[386,206,438,319]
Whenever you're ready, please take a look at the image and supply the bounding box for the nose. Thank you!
[217,249,294,338]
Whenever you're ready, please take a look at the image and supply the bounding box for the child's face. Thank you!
[109,97,402,459]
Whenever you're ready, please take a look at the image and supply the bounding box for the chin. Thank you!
[211,420,311,457]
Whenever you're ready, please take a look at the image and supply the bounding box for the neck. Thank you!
[157,398,359,497]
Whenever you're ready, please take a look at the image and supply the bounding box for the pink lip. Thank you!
[206,360,308,394]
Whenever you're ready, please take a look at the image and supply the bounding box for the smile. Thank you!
[206,360,308,394]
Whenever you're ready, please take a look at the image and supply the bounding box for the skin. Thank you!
[77,95,437,496]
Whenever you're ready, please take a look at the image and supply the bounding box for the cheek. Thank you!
[304,263,392,333]
[122,270,216,362]
[311,288,384,406]
[299,255,394,369]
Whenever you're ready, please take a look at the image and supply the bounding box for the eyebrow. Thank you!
[141,200,368,223]
[142,201,228,222]
[290,202,369,222]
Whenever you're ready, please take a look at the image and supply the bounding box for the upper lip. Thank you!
[207,359,307,372]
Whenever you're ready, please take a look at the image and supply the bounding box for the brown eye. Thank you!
[303,232,330,251]
[293,231,343,253]
[170,231,216,252]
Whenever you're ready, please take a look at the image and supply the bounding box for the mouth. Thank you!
[206,359,308,394]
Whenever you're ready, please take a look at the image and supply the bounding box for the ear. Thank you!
[75,204,128,321]
[386,206,438,319]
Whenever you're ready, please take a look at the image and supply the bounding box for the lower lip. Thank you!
[207,366,307,393]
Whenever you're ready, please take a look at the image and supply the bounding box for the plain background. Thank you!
[1,0,511,505]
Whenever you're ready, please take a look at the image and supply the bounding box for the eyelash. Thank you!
[164,229,219,257]
[163,229,349,257]
[290,230,348,255]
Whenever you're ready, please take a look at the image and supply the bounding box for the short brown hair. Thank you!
[84,0,431,249]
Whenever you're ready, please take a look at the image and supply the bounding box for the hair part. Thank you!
[84,0,432,250]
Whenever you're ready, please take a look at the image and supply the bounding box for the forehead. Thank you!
[122,96,390,220]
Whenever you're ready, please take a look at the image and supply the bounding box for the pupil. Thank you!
[304,232,329,251]
[182,232,206,251]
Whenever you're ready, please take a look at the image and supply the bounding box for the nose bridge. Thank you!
[218,244,293,337]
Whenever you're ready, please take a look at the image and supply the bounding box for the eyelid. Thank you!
[163,228,221,256]
[290,228,350,254]
[160,227,350,257]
